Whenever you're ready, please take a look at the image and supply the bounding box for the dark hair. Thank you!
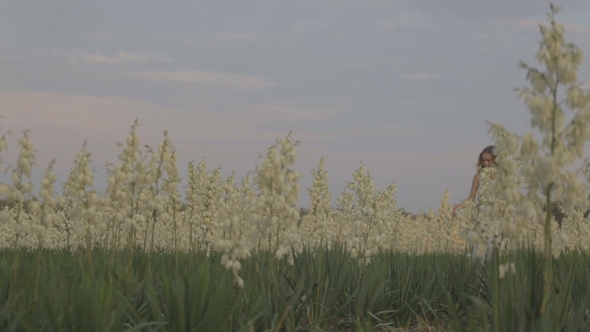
[477,145,496,169]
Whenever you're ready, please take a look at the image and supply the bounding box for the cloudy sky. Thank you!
[1,0,590,213]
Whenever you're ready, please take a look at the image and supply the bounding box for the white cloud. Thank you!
[380,10,428,29]
[129,70,276,91]
[163,32,265,45]
[402,74,442,80]
[116,53,172,63]
[54,50,172,65]
[217,33,262,42]
[511,18,590,34]
[237,103,347,122]
[67,52,121,65]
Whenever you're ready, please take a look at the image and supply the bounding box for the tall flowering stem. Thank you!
[5,129,36,270]
[487,4,590,315]
[145,131,178,253]
[106,120,150,251]
[32,160,57,303]
[65,143,100,262]
[300,156,333,248]
[252,131,301,258]
[184,159,209,252]
[216,172,251,287]
[33,160,58,247]
[337,162,398,264]
[164,150,182,252]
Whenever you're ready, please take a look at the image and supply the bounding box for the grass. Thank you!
[0,245,589,331]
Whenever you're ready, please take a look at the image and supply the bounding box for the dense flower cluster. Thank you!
[0,121,587,259]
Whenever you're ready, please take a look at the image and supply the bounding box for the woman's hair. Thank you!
[477,145,496,169]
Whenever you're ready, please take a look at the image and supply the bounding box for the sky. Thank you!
[1,0,590,213]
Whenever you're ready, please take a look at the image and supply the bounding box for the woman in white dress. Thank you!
[453,145,501,262]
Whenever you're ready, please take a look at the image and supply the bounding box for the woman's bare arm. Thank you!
[466,173,480,201]
[453,173,479,214]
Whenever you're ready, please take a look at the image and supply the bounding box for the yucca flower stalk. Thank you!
[200,166,223,255]
[184,159,209,252]
[218,172,239,242]
[433,189,470,253]
[106,120,151,251]
[64,142,101,266]
[143,131,178,253]
[30,160,58,245]
[31,160,57,303]
[334,182,354,247]
[252,132,301,258]
[0,117,10,199]
[237,172,256,244]
[339,162,398,264]
[164,150,182,252]
[6,130,36,251]
[300,156,334,248]
[216,172,251,287]
[485,4,590,315]
[432,190,452,251]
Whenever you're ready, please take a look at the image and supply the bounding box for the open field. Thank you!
[2,5,590,331]
[2,247,590,331]
[0,122,589,331]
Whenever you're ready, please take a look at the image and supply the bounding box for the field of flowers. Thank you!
[2,5,590,331]
[0,125,586,262]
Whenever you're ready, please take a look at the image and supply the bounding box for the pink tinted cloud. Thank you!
[0,91,349,173]
[129,70,276,91]
[53,50,173,65]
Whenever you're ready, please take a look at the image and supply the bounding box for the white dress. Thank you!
[471,168,504,261]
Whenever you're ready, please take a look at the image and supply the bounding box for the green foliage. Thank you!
[447,247,590,331]
[1,247,590,331]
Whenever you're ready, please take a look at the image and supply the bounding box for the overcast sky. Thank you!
[1,1,590,213]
